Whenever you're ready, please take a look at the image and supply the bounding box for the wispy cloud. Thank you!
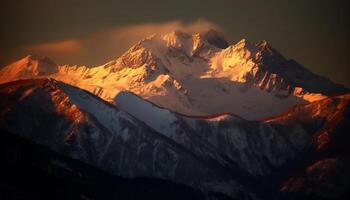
[22,20,222,66]
[26,39,82,54]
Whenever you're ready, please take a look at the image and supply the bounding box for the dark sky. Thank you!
[1,0,349,86]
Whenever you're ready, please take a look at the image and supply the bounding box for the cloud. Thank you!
[26,39,82,54]
[107,19,222,43]
[22,19,222,66]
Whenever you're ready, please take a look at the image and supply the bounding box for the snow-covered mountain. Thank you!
[1,78,349,199]
[1,30,348,119]
[0,55,58,83]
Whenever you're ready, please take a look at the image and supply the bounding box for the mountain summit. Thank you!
[0,55,58,84]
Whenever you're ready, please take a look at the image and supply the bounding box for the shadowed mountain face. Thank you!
[201,29,229,49]
[0,129,204,200]
[0,78,349,200]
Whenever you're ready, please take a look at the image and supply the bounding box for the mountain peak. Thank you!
[161,29,228,48]
[25,54,44,60]
[108,30,224,71]
[161,31,192,49]
[254,40,275,55]
[235,38,252,48]
[200,29,229,49]
[256,40,269,48]
[0,55,58,84]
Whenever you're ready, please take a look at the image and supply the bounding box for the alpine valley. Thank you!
[0,30,349,200]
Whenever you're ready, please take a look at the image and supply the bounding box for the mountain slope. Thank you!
[1,79,349,199]
[116,90,350,199]
[1,30,348,119]
[0,79,256,199]
[0,129,205,200]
